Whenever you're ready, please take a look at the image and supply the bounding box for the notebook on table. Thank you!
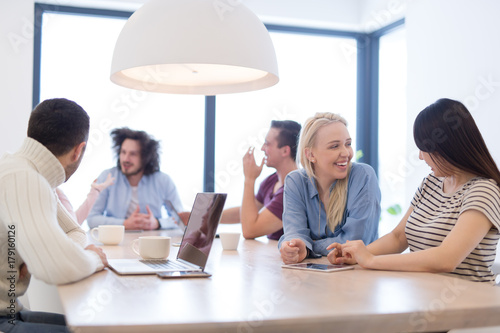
[108,192,227,275]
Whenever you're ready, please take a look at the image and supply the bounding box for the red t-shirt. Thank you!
[255,173,284,240]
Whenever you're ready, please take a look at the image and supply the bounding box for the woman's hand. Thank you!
[280,238,307,264]
[326,242,356,265]
[91,173,115,192]
[340,240,374,268]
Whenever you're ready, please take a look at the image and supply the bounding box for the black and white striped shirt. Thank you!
[406,174,500,284]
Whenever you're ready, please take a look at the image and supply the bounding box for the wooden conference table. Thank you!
[58,229,500,333]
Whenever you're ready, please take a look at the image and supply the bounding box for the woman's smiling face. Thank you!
[307,121,353,183]
[419,150,447,177]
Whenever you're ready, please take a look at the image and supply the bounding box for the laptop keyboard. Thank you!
[140,259,187,270]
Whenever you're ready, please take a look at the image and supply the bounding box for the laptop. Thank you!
[108,193,227,275]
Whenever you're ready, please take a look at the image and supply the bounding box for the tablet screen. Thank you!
[282,263,354,272]
[165,200,185,232]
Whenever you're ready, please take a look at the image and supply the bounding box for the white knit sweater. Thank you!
[0,138,103,316]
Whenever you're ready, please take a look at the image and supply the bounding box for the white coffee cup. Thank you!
[90,225,124,245]
[219,232,240,251]
[132,236,171,259]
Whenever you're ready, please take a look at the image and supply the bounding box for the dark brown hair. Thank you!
[270,120,301,161]
[111,127,160,176]
[28,98,89,156]
[414,98,500,185]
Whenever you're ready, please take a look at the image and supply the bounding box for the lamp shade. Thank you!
[110,0,279,95]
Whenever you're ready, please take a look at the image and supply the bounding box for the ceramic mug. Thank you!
[132,236,171,259]
[90,225,124,245]
[219,232,240,251]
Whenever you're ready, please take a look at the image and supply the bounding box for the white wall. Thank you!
[405,0,500,199]
[245,0,361,30]
[359,0,407,32]
[34,0,363,30]
[0,0,34,156]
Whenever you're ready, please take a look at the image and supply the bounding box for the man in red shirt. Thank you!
[221,120,301,240]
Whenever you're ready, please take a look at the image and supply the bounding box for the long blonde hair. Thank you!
[298,112,351,232]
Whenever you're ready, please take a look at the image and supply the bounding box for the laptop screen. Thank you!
[177,193,226,268]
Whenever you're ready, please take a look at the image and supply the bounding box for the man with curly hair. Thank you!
[87,128,183,230]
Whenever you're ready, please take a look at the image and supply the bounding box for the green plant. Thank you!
[355,150,364,161]
[386,204,402,216]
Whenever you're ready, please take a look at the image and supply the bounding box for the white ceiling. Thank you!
[38,0,406,32]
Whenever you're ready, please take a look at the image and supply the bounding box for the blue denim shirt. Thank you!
[87,167,183,229]
[278,163,381,257]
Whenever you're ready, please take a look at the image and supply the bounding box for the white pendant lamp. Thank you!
[110,0,279,95]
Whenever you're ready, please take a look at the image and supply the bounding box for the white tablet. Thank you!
[282,263,354,273]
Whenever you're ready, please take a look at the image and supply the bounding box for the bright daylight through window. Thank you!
[38,8,407,236]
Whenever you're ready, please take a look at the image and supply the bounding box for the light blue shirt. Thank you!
[278,163,381,257]
[87,167,183,229]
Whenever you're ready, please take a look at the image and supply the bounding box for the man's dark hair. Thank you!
[111,127,160,176]
[270,120,302,161]
[27,98,89,157]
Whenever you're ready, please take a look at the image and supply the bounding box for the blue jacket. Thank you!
[87,167,183,229]
[278,163,381,257]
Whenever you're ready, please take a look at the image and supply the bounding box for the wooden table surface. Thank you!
[58,229,500,333]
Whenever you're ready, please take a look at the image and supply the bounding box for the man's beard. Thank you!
[121,163,144,176]
[64,160,80,181]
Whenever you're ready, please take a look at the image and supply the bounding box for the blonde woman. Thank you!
[279,113,381,264]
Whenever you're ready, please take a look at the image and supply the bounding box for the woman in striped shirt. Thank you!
[327,98,500,284]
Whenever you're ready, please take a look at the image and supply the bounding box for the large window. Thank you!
[36,5,402,229]
[39,11,205,214]
[36,5,362,215]
[378,26,407,235]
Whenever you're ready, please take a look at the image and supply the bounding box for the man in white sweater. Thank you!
[0,98,108,332]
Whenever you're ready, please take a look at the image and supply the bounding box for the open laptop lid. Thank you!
[177,193,227,269]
